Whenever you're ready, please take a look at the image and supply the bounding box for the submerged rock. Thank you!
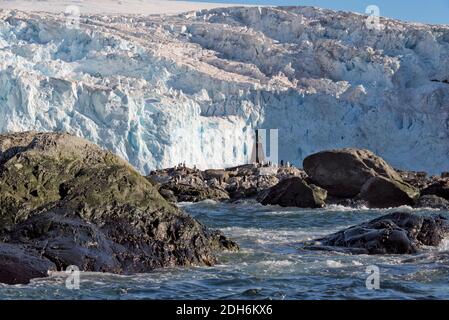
[359,176,419,208]
[0,132,237,284]
[306,212,449,255]
[303,148,404,198]
[259,177,327,208]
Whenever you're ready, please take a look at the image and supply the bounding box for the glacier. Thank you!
[0,6,449,174]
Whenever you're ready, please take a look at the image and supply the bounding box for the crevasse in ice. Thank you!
[0,6,448,174]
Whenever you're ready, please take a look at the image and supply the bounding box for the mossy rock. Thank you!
[0,132,237,284]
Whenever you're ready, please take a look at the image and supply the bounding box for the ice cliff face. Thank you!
[0,6,449,174]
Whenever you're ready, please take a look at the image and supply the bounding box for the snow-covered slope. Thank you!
[0,0,239,14]
[1,6,449,174]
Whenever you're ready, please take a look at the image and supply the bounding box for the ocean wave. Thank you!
[220,226,333,244]
[324,204,445,213]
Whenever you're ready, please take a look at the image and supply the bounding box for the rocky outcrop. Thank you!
[149,148,442,209]
[303,149,404,198]
[416,195,449,210]
[0,132,237,285]
[149,164,306,203]
[160,182,230,202]
[421,180,449,200]
[259,177,327,208]
[396,170,435,189]
[359,176,420,208]
[306,212,449,255]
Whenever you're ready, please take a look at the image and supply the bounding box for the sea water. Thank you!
[1,201,448,300]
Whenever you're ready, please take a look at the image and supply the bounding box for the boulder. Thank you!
[0,132,237,284]
[359,176,420,208]
[421,180,449,200]
[303,148,403,198]
[306,212,449,254]
[259,177,327,208]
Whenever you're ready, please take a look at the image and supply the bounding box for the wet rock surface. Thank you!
[0,132,237,285]
[305,212,449,255]
[0,243,56,285]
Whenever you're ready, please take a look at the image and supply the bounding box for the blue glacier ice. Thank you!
[0,6,448,174]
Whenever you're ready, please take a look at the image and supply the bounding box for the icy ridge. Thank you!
[0,6,448,174]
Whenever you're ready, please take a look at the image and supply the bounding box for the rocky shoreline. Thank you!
[149,148,449,211]
[149,147,449,257]
[1,132,449,285]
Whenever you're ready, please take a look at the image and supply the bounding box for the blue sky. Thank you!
[192,0,449,25]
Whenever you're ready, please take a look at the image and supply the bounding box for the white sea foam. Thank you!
[324,204,371,212]
[257,260,294,268]
[326,260,344,268]
[220,226,328,244]
[438,238,449,252]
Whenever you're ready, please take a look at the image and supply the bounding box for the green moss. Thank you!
[0,138,174,229]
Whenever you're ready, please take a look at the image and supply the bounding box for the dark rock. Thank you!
[306,212,449,254]
[0,243,56,285]
[203,169,230,183]
[7,211,122,273]
[441,172,449,179]
[149,163,303,203]
[396,170,432,189]
[225,164,256,176]
[416,195,449,210]
[359,176,419,208]
[259,177,327,208]
[158,188,177,203]
[229,186,258,200]
[421,180,449,200]
[162,182,230,202]
[227,174,279,201]
[0,132,238,284]
[303,148,403,198]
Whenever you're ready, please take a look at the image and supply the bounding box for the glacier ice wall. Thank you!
[0,7,448,174]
